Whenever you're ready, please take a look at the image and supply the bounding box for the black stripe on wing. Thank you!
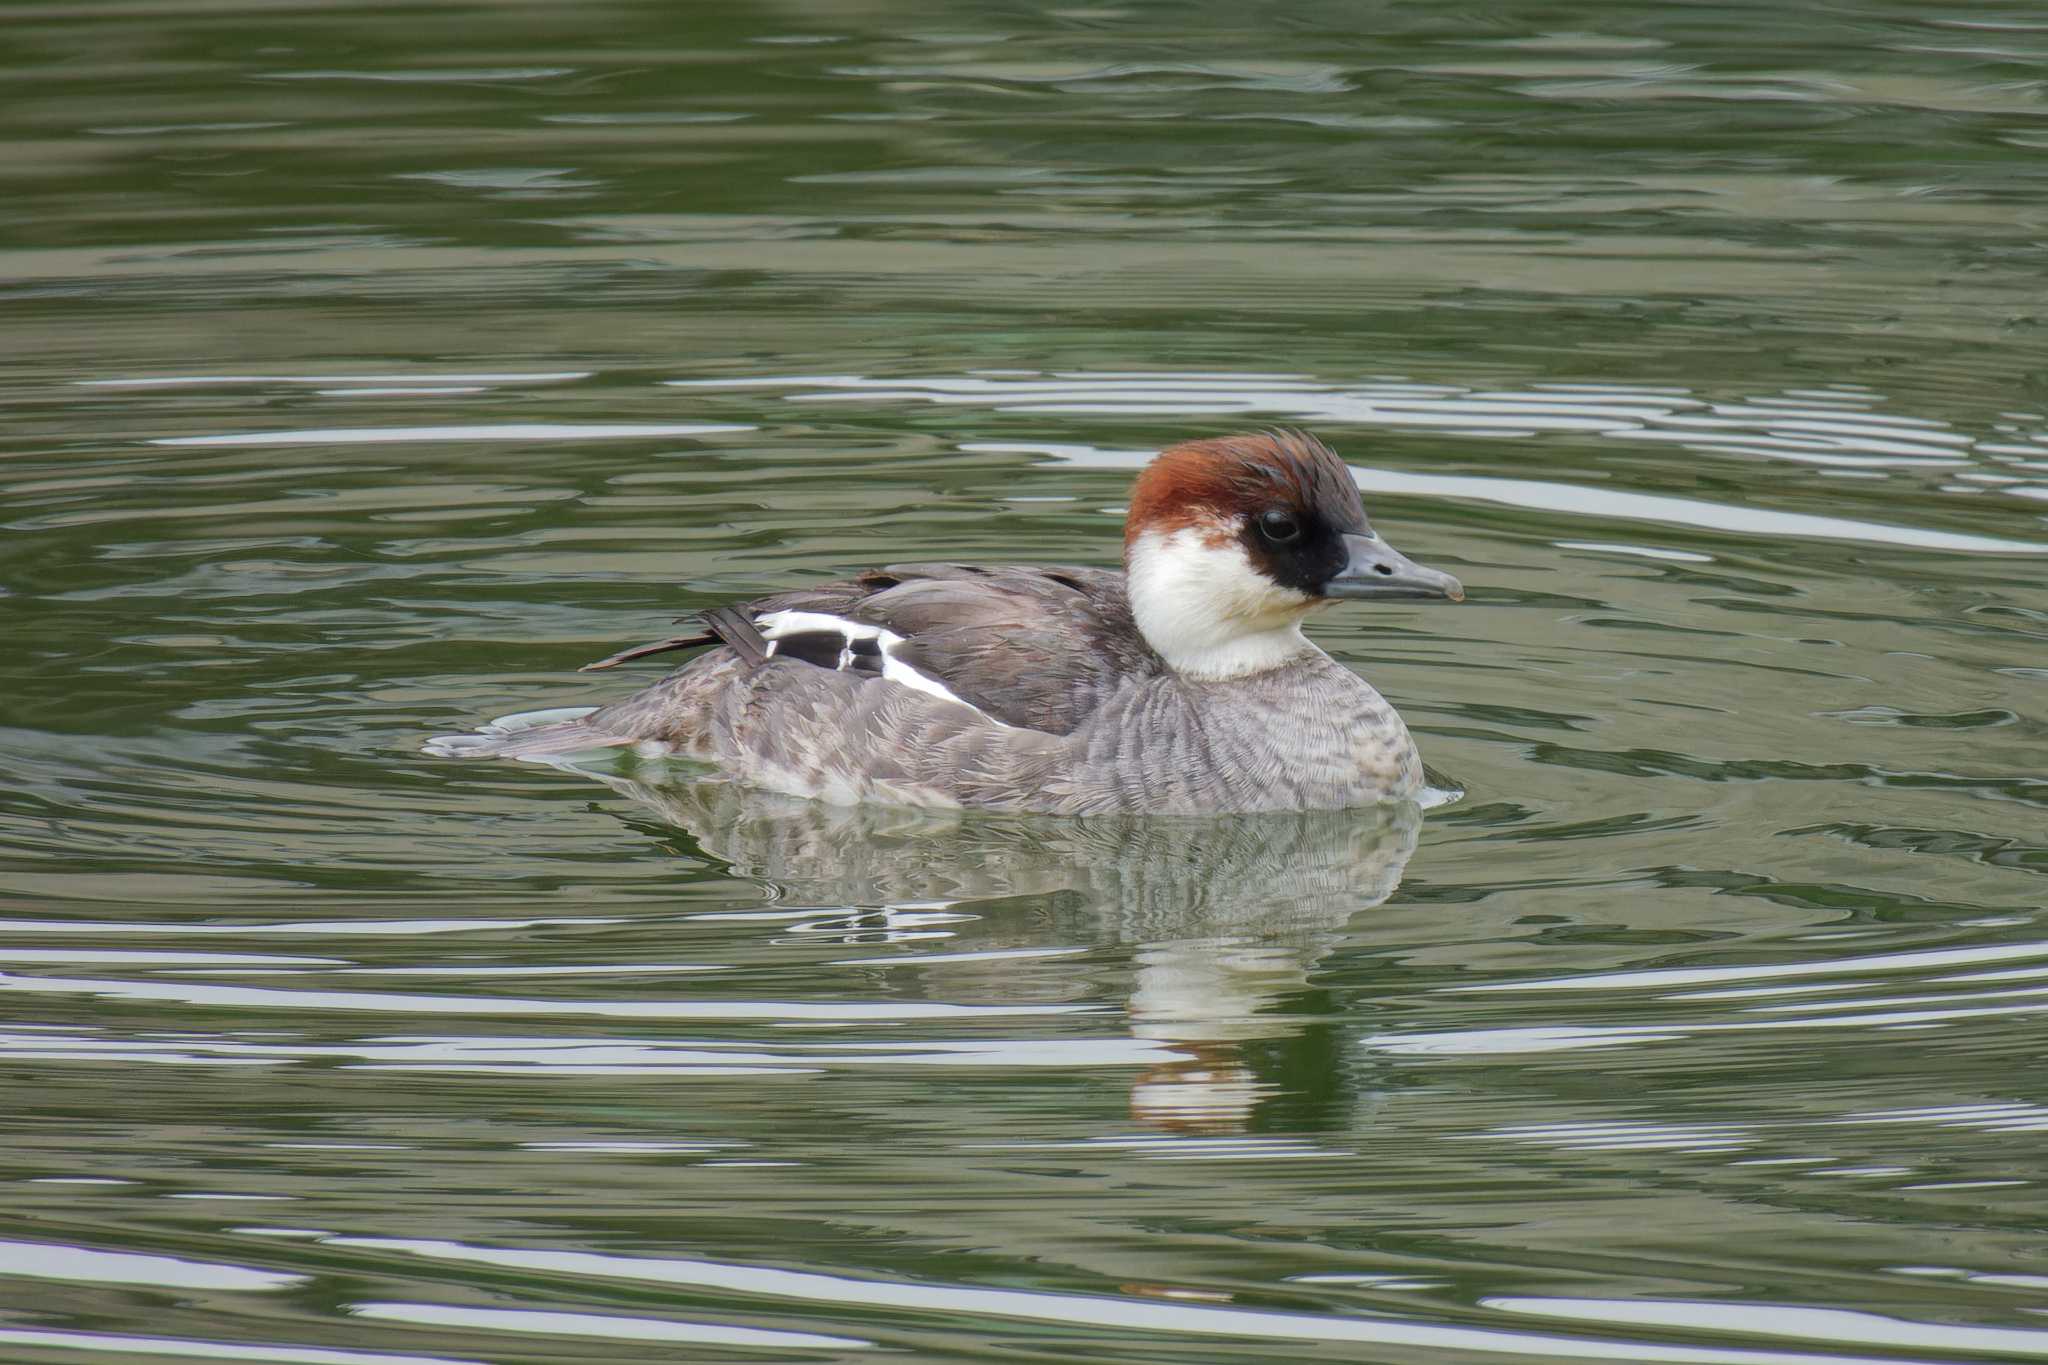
[577,608,891,678]
[760,625,884,677]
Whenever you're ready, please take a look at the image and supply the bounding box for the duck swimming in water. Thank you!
[424,430,1464,814]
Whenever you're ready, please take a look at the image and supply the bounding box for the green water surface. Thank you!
[5,3,2048,1362]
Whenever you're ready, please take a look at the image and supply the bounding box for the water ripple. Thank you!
[323,1234,1970,1365]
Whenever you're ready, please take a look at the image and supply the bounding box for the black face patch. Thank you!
[1241,506,1357,597]
[1210,431,1372,598]
[1137,429,1375,597]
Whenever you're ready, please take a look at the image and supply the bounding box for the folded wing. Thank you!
[586,564,1160,735]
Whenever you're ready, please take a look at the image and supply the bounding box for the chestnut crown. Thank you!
[1123,430,1374,599]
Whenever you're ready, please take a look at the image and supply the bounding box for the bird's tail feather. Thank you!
[422,707,633,761]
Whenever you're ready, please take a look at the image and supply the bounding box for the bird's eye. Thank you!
[1258,509,1302,545]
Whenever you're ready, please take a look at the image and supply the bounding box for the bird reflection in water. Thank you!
[603,775,1420,1136]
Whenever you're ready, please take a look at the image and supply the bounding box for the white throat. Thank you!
[1125,526,1320,681]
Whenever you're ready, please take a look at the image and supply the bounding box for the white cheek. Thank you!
[1126,526,1316,680]
[1130,525,1311,621]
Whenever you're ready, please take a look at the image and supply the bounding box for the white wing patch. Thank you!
[752,609,1000,720]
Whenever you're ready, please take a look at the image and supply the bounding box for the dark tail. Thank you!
[580,633,711,673]
[578,606,766,672]
[702,605,771,665]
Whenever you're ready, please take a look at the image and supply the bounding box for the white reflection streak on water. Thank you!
[979,442,2048,554]
[663,371,2048,550]
[0,1239,304,1291]
[1454,940,2048,992]
[1368,998,2048,1055]
[78,372,594,387]
[1893,1265,2048,1291]
[282,963,722,978]
[0,949,344,965]
[659,372,1938,456]
[0,916,630,936]
[1490,1297,2048,1359]
[1366,1004,2048,1056]
[351,1304,873,1350]
[314,387,491,397]
[0,1027,1167,1074]
[0,1329,474,1365]
[320,1235,1965,1365]
[1353,939,2048,1055]
[1750,983,2048,1015]
[148,423,754,447]
[1840,1102,2048,1133]
[261,67,573,82]
[974,1135,1344,1161]
[1462,1122,1753,1153]
[1555,540,1715,562]
[0,972,1090,1021]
